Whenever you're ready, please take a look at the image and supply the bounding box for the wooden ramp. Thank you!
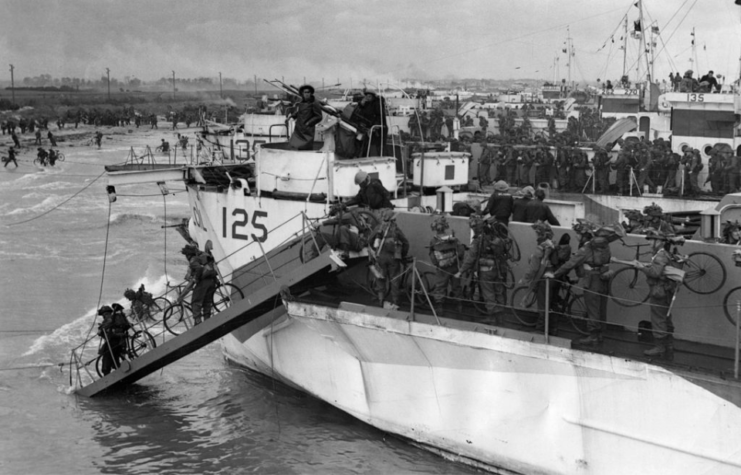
[76,251,332,398]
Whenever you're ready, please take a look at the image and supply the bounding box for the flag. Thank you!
[634,20,642,32]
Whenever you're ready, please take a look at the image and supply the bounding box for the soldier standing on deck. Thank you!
[456,215,509,322]
[549,222,623,346]
[429,215,463,314]
[521,221,555,334]
[636,229,684,358]
[593,146,611,194]
[368,210,409,310]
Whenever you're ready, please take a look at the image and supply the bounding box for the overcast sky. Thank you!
[1,0,740,87]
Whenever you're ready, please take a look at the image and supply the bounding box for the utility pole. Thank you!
[622,16,628,79]
[9,64,14,104]
[254,74,257,95]
[219,72,223,99]
[172,70,176,99]
[106,68,111,100]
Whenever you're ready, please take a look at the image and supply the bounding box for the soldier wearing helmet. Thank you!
[550,222,624,345]
[344,170,394,211]
[367,208,409,310]
[456,215,511,322]
[634,228,684,358]
[428,215,464,314]
[721,220,741,245]
[482,180,514,225]
[181,244,217,326]
[521,221,556,333]
[96,304,131,375]
[642,203,675,235]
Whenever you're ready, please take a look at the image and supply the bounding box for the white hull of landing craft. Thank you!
[220,302,741,475]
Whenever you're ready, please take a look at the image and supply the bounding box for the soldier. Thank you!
[663,150,681,192]
[636,146,654,192]
[288,85,323,151]
[11,130,20,149]
[534,146,553,187]
[688,148,703,195]
[556,147,571,191]
[612,149,629,195]
[572,149,588,192]
[456,215,509,322]
[549,222,623,346]
[720,220,741,245]
[429,215,464,314]
[593,146,611,194]
[47,131,57,147]
[521,221,555,334]
[503,146,517,186]
[34,129,42,146]
[478,141,495,186]
[643,203,675,234]
[635,229,685,358]
[306,207,373,260]
[623,210,646,234]
[3,146,18,168]
[723,151,740,194]
[706,150,724,195]
[368,209,409,310]
[483,180,514,225]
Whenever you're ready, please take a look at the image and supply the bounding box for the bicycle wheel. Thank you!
[95,355,104,378]
[723,286,741,326]
[503,267,516,290]
[683,251,726,295]
[609,267,649,307]
[163,303,193,336]
[407,270,433,309]
[213,282,244,311]
[140,297,170,323]
[510,286,538,327]
[57,152,65,161]
[129,330,156,357]
[566,295,589,335]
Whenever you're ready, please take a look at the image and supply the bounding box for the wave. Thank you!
[24,274,174,359]
[108,212,159,226]
[4,196,64,216]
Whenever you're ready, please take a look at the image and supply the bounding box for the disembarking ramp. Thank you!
[75,250,332,398]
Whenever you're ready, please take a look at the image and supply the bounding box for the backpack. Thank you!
[201,259,217,279]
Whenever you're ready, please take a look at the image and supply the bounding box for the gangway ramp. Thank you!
[76,250,332,398]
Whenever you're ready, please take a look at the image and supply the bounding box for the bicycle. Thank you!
[365,257,433,309]
[510,278,588,334]
[162,279,245,335]
[54,151,65,162]
[33,156,47,167]
[610,241,726,306]
[722,286,741,327]
[94,326,156,377]
[460,265,516,314]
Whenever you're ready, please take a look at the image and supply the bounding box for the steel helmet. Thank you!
[431,214,450,232]
[111,303,124,312]
[643,202,663,217]
[97,305,113,315]
[354,170,369,185]
[531,220,553,239]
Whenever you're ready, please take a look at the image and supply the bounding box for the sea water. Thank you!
[0,128,476,474]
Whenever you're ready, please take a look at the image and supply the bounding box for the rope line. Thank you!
[4,171,106,227]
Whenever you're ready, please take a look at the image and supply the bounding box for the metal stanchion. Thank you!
[735,300,740,379]
[410,258,416,321]
[544,277,550,344]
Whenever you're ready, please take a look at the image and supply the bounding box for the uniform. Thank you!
[368,218,409,308]
[640,247,681,357]
[429,234,463,310]
[459,231,508,318]
[554,238,613,344]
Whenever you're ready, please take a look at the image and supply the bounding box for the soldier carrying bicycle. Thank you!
[182,244,218,326]
[97,305,131,375]
[547,221,624,346]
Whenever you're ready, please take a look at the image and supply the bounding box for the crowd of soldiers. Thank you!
[473,135,737,197]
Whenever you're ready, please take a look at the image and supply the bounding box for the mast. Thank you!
[690,27,698,73]
[622,16,628,78]
[637,0,651,83]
